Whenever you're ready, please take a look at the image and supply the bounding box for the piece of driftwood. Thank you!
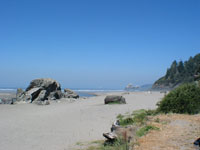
[103,132,117,140]
[103,120,120,141]
[111,120,120,132]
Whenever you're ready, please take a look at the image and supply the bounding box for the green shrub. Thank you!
[119,117,135,126]
[145,109,158,116]
[157,83,200,114]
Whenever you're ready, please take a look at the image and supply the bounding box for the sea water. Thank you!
[0,88,124,97]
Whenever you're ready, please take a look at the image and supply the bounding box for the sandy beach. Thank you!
[0,91,164,150]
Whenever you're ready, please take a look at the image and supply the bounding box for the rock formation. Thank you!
[124,83,139,91]
[15,78,79,104]
[16,78,63,103]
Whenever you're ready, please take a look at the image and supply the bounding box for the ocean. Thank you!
[0,88,124,97]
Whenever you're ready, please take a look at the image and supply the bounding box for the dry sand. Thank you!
[0,91,164,150]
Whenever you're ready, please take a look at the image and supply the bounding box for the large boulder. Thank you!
[104,95,126,104]
[63,88,79,99]
[26,78,61,92]
[17,78,63,103]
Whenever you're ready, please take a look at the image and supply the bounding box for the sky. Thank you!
[0,0,199,89]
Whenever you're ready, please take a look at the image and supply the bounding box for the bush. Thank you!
[157,83,200,114]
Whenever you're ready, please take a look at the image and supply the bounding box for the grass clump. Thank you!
[132,111,148,125]
[157,83,200,114]
[85,138,129,150]
[118,117,135,126]
[117,113,135,126]
[136,125,159,137]
[117,109,157,126]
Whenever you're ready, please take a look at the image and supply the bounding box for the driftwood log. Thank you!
[103,120,136,143]
[103,132,117,141]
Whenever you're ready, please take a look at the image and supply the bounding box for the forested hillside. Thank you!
[152,53,200,90]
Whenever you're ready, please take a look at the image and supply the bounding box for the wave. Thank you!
[73,89,124,92]
[0,88,124,92]
[0,88,16,91]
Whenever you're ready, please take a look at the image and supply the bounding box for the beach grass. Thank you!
[136,125,159,137]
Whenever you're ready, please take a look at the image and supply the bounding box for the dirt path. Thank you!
[134,114,200,150]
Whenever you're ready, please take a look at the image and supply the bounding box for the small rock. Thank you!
[194,138,200,146]
[64,88,79,99]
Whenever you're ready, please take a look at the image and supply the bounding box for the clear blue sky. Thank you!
[0,0,199,89]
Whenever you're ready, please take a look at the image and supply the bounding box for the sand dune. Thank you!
[0,92,164,150]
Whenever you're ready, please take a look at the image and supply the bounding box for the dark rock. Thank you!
[194,138,200,146]
[48,90,63,100]
[17,78,63,103]
[63,88,79,99]
[104,95,126,104]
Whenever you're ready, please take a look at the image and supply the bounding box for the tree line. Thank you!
[153,53,200,89]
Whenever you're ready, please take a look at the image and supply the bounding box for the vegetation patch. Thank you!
[136,125,159,137]
[117,109,158,126]
[84,138,129,150]
[153,53,200,89]
[157,83,200,114]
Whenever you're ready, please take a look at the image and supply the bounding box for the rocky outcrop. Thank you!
[124,83,139,91]
[104,95,126,104]
[17,78,63,103]
[63,88,79,99]
[15,78,80,104]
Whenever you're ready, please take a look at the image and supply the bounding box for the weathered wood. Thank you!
[103,132,117,140]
